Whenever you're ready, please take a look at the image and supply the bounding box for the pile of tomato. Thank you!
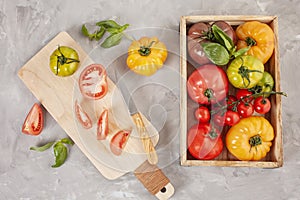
[186,20,282,161]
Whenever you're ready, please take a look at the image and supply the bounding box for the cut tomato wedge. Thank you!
[97,109,108,140]
[75,100,92,129]
[110,130,131,156]
[79,64,108,100]
[22,103,44,135]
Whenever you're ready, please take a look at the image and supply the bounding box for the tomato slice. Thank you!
[79,64,108,100]
[110,130,131,156]
[22,103,44,135]
[75,100,92,129]
[97,109,108,140]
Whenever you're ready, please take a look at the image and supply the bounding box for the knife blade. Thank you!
[115,69,158,165]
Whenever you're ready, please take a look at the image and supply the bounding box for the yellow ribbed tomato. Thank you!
[236,21,275,64]
[126,37,167,76]
[226,116,274,161]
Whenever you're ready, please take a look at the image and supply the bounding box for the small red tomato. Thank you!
[195,106,210,123]
[22,103,44,135]
[236,89,253,103]
[226,95,238,111]
[212,114,225,127]
[110,130,131,156]
[254,96,271,114]
[224,110,240,126]
[237,102,254,118]
[97,109,109,140]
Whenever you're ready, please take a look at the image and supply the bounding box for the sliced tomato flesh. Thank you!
[110,130,131,156]
[79,64,108,100]
[97,109,108,140]
[22,103,44,135]
[75,100,92,129]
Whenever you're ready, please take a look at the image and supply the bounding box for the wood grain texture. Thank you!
[180,16,282,168]
[18,31,160,179]
[132,112,158,165]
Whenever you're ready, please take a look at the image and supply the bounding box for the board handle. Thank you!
[132,112,158,165]
[134,160,175,200]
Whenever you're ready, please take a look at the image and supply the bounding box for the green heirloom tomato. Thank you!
[250,72,274,97]
[50,46,80,77]
[227,55,264,89]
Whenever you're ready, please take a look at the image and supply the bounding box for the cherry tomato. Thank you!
[226,95,238,111]
[50,46,80,77]
[194,106,210,123]
[110,130,131,156]
[237,102,254,118]
[236,89,253,102]
[22,103,44,135]
[187,123,223,160]
[212,113,225,127]
[75,100,92,129]
[224,110,240,126]
[254,96,271,114]
[97,109,108,140]
[79,64,108,100]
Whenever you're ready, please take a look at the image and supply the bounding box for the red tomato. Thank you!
[226,95,237,111]
[22,103,44,135]
[75,100,92,129]
[237,102,254,118]
[187,64,229,105]
[187,123,223,160]
[97,109,108,140]
[79,64,108,100]
[212,114,225,127]
[254,96,271,114]
[236,89,253,103]
[110,130,131,156]
[194,106,210,123]
[224,110,240,126]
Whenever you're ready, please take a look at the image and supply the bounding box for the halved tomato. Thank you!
[97,109,108,140]
[110,130,131,156]
[79,64,108,100]
[22,103,44,135]
[75,100,92,129]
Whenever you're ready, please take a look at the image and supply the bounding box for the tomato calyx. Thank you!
[245,37,256,46]
[138,41,155,56]
[249,135,262,147]
[206,128,219,140]
[238,58,263,88]
[55,46,80,75]
[204,88,214,102]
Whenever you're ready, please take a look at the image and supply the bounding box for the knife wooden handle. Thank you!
[134,160,175,200]
[132,112,158,165]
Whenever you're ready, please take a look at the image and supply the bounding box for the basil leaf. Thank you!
[96,20,121,29]
[60,138,74,145]
[52,142,68,168]
[232,46,250,58]
[212,25,234,52]
[202,43,230,65]
[30,141,55,152]
[101,33,123,48]
[81,24,90,37]
[95,26,105,41]
[106,27,120,34]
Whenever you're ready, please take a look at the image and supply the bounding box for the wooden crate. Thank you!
[180,16,282,168]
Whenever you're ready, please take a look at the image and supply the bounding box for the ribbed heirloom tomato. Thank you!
[187,64,229,105]
[127,37,168,76]
[236,21,275,64]
[226,116,274,161]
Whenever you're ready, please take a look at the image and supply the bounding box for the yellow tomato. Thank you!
[226,116,274,161]
[127,37,168,76]
[236,21,275,64]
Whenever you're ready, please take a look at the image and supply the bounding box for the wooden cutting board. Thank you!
[18,31,174,199]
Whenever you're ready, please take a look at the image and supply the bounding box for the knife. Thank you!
[115,69,158,165]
